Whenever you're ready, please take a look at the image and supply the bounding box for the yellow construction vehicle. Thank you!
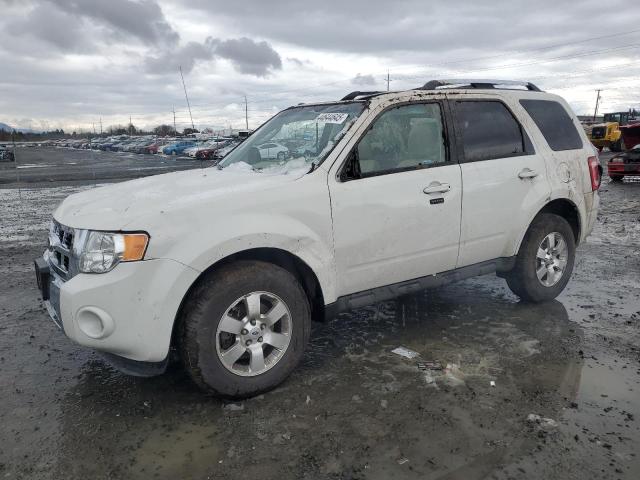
[587,112,632,152]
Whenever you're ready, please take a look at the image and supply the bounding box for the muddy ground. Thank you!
[0,148,639,479]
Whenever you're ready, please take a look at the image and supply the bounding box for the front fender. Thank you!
[152,212,337,304]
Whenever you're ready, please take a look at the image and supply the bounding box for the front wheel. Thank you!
[505,213,576,303]
[179,260,311,398]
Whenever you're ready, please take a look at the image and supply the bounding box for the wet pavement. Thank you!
[0,147,213,186]
[0,150,639,479]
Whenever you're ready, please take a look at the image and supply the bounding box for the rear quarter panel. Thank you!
[509,92,595,246]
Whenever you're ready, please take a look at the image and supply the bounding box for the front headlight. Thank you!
[76,230,149,273]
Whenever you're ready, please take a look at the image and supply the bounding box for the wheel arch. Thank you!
[169,247,326,355]
[515,198,582,255]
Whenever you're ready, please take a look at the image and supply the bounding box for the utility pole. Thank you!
[129,115,133,136]
[244,96,249,130]
[593,89,602,121]
[99,117,103,136]
[172,106,177,135]
[386,70,391,91]
[179,66,195,130]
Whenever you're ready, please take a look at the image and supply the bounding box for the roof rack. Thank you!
[419,79,542,92]
[341,91,385,101]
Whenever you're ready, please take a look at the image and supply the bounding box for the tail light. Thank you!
[587,156,602,191]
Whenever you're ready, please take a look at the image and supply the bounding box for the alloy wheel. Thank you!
[535,232,568,287]
[215,291,292,376]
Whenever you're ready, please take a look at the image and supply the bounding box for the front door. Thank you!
[329,102,462,296]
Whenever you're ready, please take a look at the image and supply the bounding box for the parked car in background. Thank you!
[191,139,233,159]
[0,145,15,162]
[162,140,197,156]
[257,142,289,160]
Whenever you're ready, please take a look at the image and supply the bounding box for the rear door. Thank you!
[451,97,551,267]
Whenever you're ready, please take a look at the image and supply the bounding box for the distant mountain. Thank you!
[0,122,41,133]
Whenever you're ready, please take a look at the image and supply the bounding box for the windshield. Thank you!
[219,102,364,174]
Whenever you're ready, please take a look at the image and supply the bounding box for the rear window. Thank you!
[454,101,530,162]
[520,99,584,151]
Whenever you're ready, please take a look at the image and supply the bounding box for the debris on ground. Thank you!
[526,413,558,429]
[391,346,420,359]
[443,363,466,387]
[397,457,409,465]
[490,380,496,387]
[417,360,442,371]
[222,403,244,412]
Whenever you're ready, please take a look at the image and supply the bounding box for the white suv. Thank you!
[35,79,601,398]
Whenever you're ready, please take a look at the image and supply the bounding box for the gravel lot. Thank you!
[0,148,639,479]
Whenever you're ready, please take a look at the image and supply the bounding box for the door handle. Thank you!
[518,168,538,179]
[423,182,451,194]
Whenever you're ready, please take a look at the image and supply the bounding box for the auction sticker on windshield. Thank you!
[316,112,349,124]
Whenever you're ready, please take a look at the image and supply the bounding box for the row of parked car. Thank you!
[0,144,16,162]
[46,135,241,161]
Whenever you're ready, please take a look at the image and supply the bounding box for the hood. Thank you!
[54,167,306,230]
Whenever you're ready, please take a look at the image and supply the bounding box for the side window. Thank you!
[520,99,584,151]
[455,101,529,162]
[356,103,446,176]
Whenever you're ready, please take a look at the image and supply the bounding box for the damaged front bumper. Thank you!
[34,255,65,331]
[33,252,200,377]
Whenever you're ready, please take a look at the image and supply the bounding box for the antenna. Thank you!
[179,66,195,130]
[244,95,249,130]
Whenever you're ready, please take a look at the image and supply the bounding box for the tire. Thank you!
[277,151,286,160]
[505,213,576,303]
[179,260,311,398]
[610,175,624,182]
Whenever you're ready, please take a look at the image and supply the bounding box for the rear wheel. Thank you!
[179,260,311,398]
[505,213,576,303]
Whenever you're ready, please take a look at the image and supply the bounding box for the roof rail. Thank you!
[419,79,542,92]
[341,91,385,101]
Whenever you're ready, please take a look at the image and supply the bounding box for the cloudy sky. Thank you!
[1,0,639,132]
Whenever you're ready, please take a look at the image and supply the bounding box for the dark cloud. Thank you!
[213,37,282,76]
[352,74,377,86]
[144,36,282,76]
[6,4,97,53]
[145,39,216,74]
[50,0,179,46]
[176,0,639,57]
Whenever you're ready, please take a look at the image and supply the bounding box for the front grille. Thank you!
[47,220,76,280]
[591,126,606,139]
